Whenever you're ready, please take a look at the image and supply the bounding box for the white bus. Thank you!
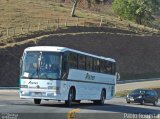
[19,46,116,106]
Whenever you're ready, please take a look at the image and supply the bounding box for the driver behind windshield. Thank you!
[39,53,60,79]
[22,52,60,79]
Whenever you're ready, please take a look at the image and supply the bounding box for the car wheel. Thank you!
[34,99,41,104]
[153,100,158,106]
[140,100,144,105]
[127,101,130,104]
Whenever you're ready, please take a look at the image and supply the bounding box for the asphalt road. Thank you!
[0,90,160,119]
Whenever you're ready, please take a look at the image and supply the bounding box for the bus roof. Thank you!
[24,46,116,62]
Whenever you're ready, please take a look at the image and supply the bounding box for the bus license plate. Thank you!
[32,92,42,97]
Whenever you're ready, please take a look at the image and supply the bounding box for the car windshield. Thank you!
[131,89,145,94]
[21,51,61,79]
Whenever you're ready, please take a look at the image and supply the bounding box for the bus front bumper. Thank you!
[19,89,63,100]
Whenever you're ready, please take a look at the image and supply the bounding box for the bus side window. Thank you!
[78,54,86,70]
[62,54,68,80]
[68,53,78,69]
[93,58,100,72]
[86,56,92,71]
[100,60,106,73]
[106,61,112,74]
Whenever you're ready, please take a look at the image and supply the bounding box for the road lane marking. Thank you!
[0,105,6,106]
[67,108,80,119]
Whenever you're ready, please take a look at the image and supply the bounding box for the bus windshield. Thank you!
[21,51,61,79]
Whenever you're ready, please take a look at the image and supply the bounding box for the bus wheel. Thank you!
[34,99,41,104]
[65,88,75,106]
[94,90,106,105]
[75,100,81,103]
[99,90,106,105]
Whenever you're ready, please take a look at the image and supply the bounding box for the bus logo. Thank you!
[85,73,95,80]
[28,81,38,85]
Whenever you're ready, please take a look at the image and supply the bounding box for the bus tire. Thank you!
[65,87,75,106]
[94,89,106,105]
[75,100,81,103]
[99,89,106,105]
[34,99,41,104]
[93,100,99,105]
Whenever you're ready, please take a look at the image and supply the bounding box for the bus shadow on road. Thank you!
[38,102,160,114]
[83,103,160,114]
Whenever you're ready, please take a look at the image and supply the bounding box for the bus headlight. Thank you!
[21,91,30,96]
[20,85,28,88]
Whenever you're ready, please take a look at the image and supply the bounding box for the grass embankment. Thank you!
[0,0,99,45]
[116,87,160,98]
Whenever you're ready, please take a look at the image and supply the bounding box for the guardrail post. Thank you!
[57,18,59,29]
[99,17,103,27]
[13,27,16,36]
[65,18,68,27]
[47,20,49,29]
[127,23,130,30]
[115,22,117,28]
[0,30,2,37]
[76,18,79,26]
[38,22,40,30]
[6,28,9,37]
[21,24,24,34]
[27,23,30,33]
[83,20,85,27]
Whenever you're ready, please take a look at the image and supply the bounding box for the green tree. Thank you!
[112,0,160,25]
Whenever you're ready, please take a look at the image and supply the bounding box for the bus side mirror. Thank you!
[20,57,22,68]
[116,72,120,81]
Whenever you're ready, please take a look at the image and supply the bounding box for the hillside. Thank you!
[0,0,160,86]
[0,27,160,86]
[0,0,159,46]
